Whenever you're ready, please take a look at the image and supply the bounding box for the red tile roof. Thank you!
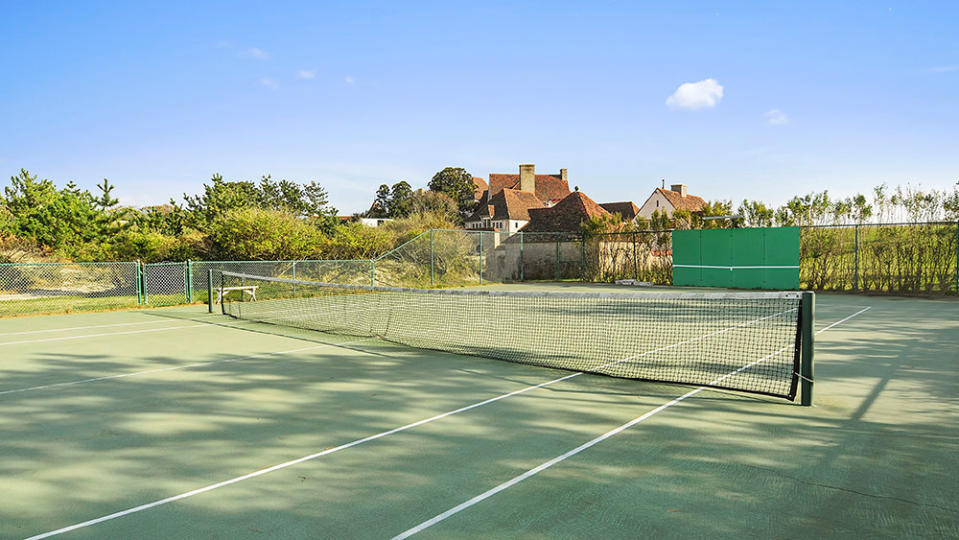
[599,201,640,221]
[521,191,610,232]
[656,188,705,212]
[472,177,488,201]
[491,189,546,221]
[488,173,570,204]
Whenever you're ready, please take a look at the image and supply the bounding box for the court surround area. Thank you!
[1,282,957,538]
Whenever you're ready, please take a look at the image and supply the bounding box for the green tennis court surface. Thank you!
[1,284,956,538]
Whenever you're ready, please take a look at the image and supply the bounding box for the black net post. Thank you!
[800,291,815,406]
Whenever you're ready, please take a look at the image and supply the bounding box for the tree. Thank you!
[428,167,477,221]
[389,181,413,218]
[409,189,458,220]
[738,200,774,227]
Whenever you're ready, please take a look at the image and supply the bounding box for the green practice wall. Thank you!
[672,227,799,290]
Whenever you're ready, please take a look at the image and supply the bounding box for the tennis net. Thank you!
[216,271,811,400]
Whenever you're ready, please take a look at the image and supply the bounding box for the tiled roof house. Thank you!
[471,176,488,202]
[636,184,706,219]
[599,201,640,222]
[521,191,610,233]
[465,164,571,233]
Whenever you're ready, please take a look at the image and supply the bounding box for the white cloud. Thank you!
[259,77,279,89]
[243,47,271,60]
[297,69,316,79]
[765,109,789,125]
[666,78,724,110]
[928,65,958,73]
[344,75,354,84]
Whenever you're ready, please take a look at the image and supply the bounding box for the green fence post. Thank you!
[207,269,214,313]
[633,232,639,281]
[853,225,859,291]
[955,220,959,293]
[291,261,297,296]
[140,260,148,305]
[800,291,815,406]
[186,260,193,303]
[370,259,375,287]
[519,232,525,281]
[136,260,143,305]
[555,236,561,281]
[479,232,484,284]
[430,229,435,288]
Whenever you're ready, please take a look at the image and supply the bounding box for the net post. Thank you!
[207,269,215,313]
[186,260,193,303]
[136,260,143,305]
[853,225,859,291]
[800,291,815,406]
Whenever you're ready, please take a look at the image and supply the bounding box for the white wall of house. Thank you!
[637,191,675,219]
[358,217,392,227]
[463,218,527,233]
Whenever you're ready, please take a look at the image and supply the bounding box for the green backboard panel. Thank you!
[701,229,732,288]
[671,230,702,286]
[762,227,800,289]
[732,227,765,289]
[671,227,800,290]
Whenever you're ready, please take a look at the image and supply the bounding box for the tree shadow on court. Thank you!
[2,297,957,538]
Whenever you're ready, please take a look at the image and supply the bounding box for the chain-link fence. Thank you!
[143,262,189,306]
[583,230,673,284]
[801,221,959,293]
[0,262,140,317]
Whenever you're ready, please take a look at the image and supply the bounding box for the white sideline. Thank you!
[391,306,873,538]
[0,319,174,337]
[0,324,207,347]
[0,344,335,397]
[24,306,806,539]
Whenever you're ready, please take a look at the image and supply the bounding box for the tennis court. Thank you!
[1,282,957,538]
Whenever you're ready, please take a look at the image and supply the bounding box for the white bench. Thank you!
[216,285,258,304]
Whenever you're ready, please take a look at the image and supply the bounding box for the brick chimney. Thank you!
[519,164,535,193]
[670,184,687,198]
[560,168,567,184]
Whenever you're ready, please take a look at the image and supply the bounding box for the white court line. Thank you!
[0,319,174,337]
[0,324,207,347]
[391,306,873,538]
[0,344,336,397]
[24,307,800,539]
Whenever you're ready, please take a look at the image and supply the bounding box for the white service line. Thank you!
[391,305,873,538]
[0,344,335,397]
[23,306,805,539]
[0,324,207,347]
[0,319,175,337]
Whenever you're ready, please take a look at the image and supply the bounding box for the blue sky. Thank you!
[1,1,957,213]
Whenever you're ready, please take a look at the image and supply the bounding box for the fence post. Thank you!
[580,233,586,281]
[852,225,859,291]
[479,232,484,284]
[632,232,638,280]
[519,232,525,281]
[186,260,193,303]
[800,291,815,406]
[207,269,214,313]
[140,260,148,305]
[291,261,297,296]
[955,220,959,293]
[430,229,435,288]
[555,236,561,281]
[136,260,143,305]
[370,259,375,287]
